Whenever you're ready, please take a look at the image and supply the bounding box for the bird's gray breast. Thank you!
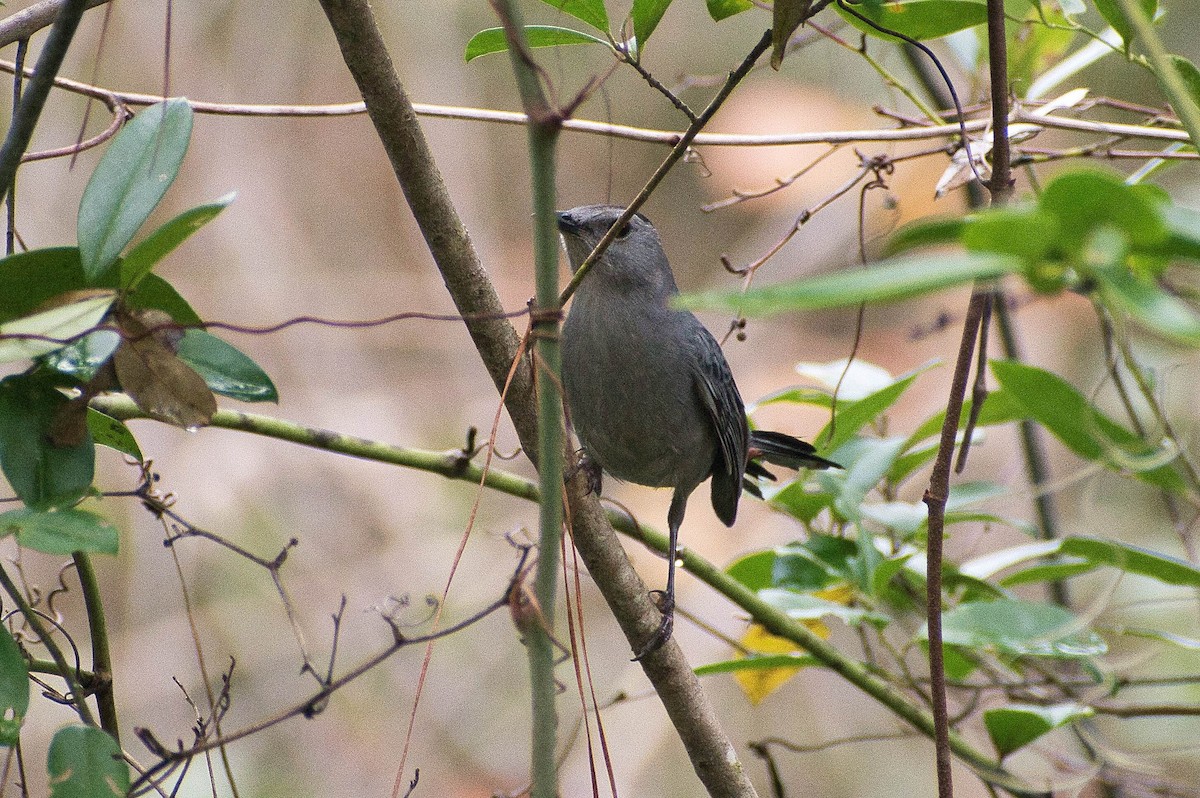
[562,289,716,493]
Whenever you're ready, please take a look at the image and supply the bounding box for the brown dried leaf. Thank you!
[113,310,215,429]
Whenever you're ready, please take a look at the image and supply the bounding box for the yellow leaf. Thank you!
[733,620,829,705]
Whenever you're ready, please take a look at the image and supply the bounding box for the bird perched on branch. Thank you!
[557,204,840,659]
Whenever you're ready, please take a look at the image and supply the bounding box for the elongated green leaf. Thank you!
[0,507,118,555]
[48,725,129,798]
[1166,55,1200,113]
[176,330,278,402]
[1092,0,1156,49]
[87,409,142,461]
[78,99,194,279]
[989,359,1185,491]
[0,625,28,745]
[120,195,233,289]
[935,598,1107,658]
[885,216,965,257]
[1060,536,1200,587]
[695,653,820,676]
[999,560,1098,586]
[0,293,115,364]
[465,26,609,62]
[677,252,1020,316]
[1094,264,1200,345]
[838,0,988,41]
[707,0,753,20]
[816,371,922,452]
[632,0,673,48]
[984,703,1094,758]
[538,0,608,30]
[0,376,94,509]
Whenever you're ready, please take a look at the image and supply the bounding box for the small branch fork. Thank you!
[126,538,534,796]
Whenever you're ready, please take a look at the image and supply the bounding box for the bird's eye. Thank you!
[615,222,632,238]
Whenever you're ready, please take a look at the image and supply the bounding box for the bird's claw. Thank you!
[566,451,603,496]
[632,590,674,660]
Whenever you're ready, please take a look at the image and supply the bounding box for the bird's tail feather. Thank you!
[749,429,842,472]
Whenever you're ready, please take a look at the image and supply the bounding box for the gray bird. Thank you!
[557,204,840,658]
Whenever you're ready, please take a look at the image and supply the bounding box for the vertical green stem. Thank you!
[486,3,565,795]
[74,552,119,743]
[528,124,562,798]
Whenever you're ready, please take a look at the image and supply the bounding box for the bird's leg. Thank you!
[634,490,686,660]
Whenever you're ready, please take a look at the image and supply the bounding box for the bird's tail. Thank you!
[748,429,842,473]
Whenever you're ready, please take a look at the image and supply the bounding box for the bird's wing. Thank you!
[691,327,749,482]
[691,329,748,527]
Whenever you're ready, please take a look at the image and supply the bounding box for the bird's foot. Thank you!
[632,590,674,661]
[566,450,603,496]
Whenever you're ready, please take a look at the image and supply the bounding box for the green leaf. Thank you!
[0,507,118,555]
[1009,9,1077,91]
[125,273,203,326]
[538,0,609,30]
[767,481,834,523]
[726,550,778,592]
[40,330,122,382]
[966,534,1200,589]
[989,359,1185,491]
[1039,170,1167,254]
[707,0,753,20]
[119,195,233,289]
[772,0,813,69]
[884,216,965,257]
[963,207,1061,264]
[77,99,194,279]
[464,26,610,62]
[816,370,923,451]
[1060,535,1200,588]
[1165,55,1200,132]
[935,598,1107,658]
[87,409,142,461]
[695,653,820,676]
[0,376,94,509]
[0,248,90,323]
[48,725,129,798]
[984,702,1094,758]
[676,252,1020,316]
[176,330,278,402]
[1093,263,1200,346]
[631,0,673,48]
[0,624,29,746]
[838,0,988,41]
[757,589,886,627]
[1159,203,1200,263]
[1092,0,1156,49]
[999,560,1098,587]
[0,292,116,364]
[832,437,907,521]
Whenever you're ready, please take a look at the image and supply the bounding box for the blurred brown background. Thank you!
[5,0,1200,795]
